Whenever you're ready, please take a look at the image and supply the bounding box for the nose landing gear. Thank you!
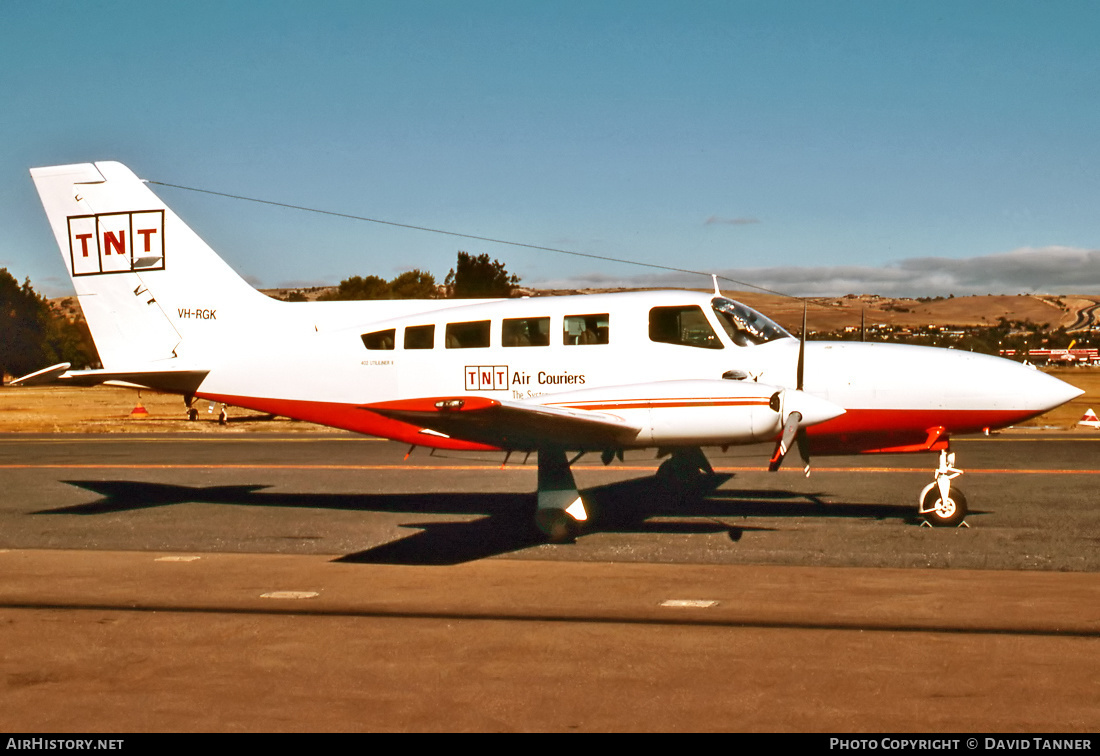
[918,449,968,527]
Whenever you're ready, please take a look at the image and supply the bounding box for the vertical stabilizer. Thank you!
[30,162,276,369]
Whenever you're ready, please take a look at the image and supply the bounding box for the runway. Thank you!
[2,432,1098,569]
[1,432,1098,731]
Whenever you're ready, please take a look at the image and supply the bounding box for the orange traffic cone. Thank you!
[1079,408,1099,429]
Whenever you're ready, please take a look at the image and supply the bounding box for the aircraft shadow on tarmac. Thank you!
[48,475,926,565]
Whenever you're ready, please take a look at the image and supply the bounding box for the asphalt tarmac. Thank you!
[1,432,1098,732]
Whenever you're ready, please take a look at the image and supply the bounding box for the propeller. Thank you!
[768,408,803,472]
[769,305,814,476]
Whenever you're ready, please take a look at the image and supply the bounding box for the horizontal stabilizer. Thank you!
[11,364,209,395]
[9,363,72,387]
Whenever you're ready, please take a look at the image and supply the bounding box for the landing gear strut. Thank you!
[918,449,968,527]
[535,448,588,543]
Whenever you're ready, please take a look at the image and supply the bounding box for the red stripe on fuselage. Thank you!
[196,393,497,451]
[807,407,1042,454]
[199,393,1044,455]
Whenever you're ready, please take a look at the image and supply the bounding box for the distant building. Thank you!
[999,348,1100,365]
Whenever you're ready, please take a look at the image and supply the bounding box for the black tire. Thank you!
[656,455,707,486]
[921,486,968,527]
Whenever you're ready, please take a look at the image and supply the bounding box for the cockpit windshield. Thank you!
[711,297,792,346]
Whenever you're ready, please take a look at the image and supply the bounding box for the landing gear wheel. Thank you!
[920,486,968,528]
[187,408,198,421]
[656,456,686,484]
[656,454,708,488]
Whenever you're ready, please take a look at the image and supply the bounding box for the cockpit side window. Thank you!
[649,305,723,349]
[711,297,792,346]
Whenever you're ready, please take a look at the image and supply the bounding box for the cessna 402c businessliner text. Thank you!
[16,161,1083,540]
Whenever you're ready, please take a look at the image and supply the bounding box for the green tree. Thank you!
[320,275,391,301]
[321,269,438,301]
[388,269,437,299]
[0,268,48,381]
[0,269,97,382]
[444,251,520,299]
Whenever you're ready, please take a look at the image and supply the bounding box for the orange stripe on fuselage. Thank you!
[548,398,769,412]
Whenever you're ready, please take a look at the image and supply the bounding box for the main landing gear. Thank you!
[184,397,228,425]
[534,448,589,544]
[534,446,718,543]
[918,449,968,528]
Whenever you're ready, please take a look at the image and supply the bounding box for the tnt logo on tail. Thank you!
[67,210,165,276]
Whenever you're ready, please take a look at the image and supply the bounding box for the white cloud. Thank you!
[529,247,1100,297]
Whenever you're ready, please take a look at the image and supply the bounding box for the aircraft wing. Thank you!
[361,396,643,450]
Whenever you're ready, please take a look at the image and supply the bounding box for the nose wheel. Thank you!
[918,450,968,527]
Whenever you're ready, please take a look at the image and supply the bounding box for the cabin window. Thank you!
[649,305,723,349]
[404,324,435,349]
[361,328,396,350]
[503,317,550,347]
[563,314,609,345]
[445,320,491,349]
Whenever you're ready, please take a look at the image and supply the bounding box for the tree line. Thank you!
[0,268,98,384]
[284,251,521,301]
[1,251,519,383]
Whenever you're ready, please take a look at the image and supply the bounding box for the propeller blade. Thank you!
[794,304,809,473]
[796,426,812,477]
[766,387,844,474]
[768,410,802,472]
[797,303,806,391]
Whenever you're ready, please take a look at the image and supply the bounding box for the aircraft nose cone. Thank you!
[1028,368,1084,412]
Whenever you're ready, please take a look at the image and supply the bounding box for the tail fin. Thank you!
[30,162,276,370]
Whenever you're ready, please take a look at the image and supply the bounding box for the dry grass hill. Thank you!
[257,288,1100,335]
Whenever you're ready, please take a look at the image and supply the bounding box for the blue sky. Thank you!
[3,0,1100,297]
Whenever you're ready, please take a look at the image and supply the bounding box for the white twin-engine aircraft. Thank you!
[21,161,1083,540]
